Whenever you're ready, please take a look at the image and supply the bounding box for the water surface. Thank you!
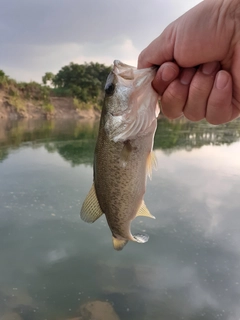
[1,118,240,320]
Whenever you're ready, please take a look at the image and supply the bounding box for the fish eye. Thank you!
[105,83,115,96]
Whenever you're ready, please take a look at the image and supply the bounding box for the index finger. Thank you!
[137,25,176,69]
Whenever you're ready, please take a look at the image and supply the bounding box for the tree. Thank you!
[52,62,111,103]
[0,70,6,78]
[42,72,55,86]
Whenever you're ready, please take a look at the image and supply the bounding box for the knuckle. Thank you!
[190,81,210,97]
[161,84,186,119]
[164,82,186,104]
[209,96,226,107]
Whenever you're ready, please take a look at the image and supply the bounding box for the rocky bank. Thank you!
[0,90,101,120]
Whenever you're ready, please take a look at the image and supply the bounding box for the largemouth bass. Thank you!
[80,60,159,250]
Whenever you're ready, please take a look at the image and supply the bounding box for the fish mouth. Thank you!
[113,60,158,80]
[113,60,132,69]
[113,60,135,81]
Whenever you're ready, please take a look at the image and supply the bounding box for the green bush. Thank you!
[73,97,92,110]
[9,96,25,111]
[43,103,54,113]
[51,87,72,97]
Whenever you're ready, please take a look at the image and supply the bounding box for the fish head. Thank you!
[103,60,134,116]
[103,60,160,143]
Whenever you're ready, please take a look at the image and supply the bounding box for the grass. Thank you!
[73,97,92,110]
[42,102,54,113]
[8,96,26,112]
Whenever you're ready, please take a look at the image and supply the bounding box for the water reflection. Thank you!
[1,117,240,164]
[0,119,99,165]
[0,117,240,320]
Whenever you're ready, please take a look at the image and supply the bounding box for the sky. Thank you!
[1,0,202,83]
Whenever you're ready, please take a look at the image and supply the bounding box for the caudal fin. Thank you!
[133,233,149,243]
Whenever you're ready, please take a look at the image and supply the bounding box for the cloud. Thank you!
[0,0,202,81]
[73,38,140,67]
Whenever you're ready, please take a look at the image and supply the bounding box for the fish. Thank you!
[80,60,160,251]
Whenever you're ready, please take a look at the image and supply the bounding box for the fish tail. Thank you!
[133,233,149,244]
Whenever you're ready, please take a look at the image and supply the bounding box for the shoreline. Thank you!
[0,92,101,120]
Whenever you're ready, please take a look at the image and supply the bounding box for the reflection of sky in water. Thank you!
[143,142,240,319]
[0,120,240,319]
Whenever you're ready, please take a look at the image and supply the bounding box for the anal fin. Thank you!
[112,237,128,251]
[136,201,155,219]
[80,183,103,223]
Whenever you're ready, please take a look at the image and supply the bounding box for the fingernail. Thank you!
[180,68,194,85]
[201,61,218,75]
[161,65,177,82]
[215,71,229,89]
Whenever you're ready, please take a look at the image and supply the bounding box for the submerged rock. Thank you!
[0,287,33,310]
[97,261,137,295]
[79,301,120,320]
[13,304,37,320]
[0,287,35,320]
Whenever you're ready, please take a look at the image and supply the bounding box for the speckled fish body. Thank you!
[80,60,159,250]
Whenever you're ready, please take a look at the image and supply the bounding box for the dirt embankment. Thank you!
[0,90,101,120]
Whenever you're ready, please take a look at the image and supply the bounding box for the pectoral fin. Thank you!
[120,140,132,167]
[112,237,128,251]
[136,201,155,219]
[80,183,103,223]
[147,151,157,180]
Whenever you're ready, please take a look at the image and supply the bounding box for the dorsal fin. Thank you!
[80,183,103,223]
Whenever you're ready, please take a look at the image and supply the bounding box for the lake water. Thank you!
[1,118,240,320]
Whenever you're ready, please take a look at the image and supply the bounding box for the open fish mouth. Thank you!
[112,60,136,81]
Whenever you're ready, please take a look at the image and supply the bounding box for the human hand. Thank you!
[138,0,240,124]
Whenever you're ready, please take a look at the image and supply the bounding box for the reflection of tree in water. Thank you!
[0,148,8,163]
[48,140,96,166]
[154,117,240,152]
[1,117,240,165]
[44,121,99,166]
[47,118,240,166]
[0,119,99,165]
[0,120,55,147]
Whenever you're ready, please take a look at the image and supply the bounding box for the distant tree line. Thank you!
[0,62,112,110]
[42,62,111,105]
